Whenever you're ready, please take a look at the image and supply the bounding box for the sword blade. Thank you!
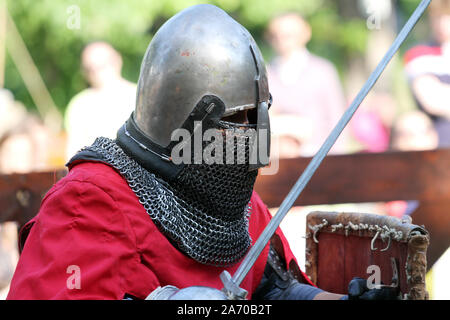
[227,0,432,288]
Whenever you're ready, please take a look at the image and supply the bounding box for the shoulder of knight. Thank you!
[58,161,125,197]
[17,159,129,253]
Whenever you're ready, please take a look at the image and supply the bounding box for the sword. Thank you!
[220,0,432,300]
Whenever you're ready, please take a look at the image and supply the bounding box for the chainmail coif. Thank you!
[79,137,257,267]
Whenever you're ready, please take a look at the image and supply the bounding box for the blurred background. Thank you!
[0,0,448,299]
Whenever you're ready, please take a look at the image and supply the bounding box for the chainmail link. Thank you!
[80,137,254,267]
[171,128,258,222]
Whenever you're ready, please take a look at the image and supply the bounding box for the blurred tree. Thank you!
[2,0,428,124]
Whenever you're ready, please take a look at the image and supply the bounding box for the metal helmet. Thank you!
[133,4,270,149]
[113,4,269,266]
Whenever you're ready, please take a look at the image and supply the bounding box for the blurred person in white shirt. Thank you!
[65,42,136,160]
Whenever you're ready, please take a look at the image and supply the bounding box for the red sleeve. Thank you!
[7,179,150,300]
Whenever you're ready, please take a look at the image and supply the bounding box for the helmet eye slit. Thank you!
[220,110,249,124]
[217,120,257,130]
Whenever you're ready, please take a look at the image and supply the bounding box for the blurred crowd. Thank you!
[267,6,449,159]
[0,0,449,299]
[0,41,136,298]
[265,1,450,300]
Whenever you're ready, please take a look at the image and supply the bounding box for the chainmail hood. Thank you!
[76,137,256,267]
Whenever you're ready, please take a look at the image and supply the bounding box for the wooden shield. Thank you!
[305,211,429,300]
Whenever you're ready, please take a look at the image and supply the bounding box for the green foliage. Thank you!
[2,0,427,115]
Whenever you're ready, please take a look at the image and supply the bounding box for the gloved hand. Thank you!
[342,277,401,300]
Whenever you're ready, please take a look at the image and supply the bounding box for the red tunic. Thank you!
[7,161,311,300]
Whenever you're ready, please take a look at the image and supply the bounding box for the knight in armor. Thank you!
[7,4,397,300]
